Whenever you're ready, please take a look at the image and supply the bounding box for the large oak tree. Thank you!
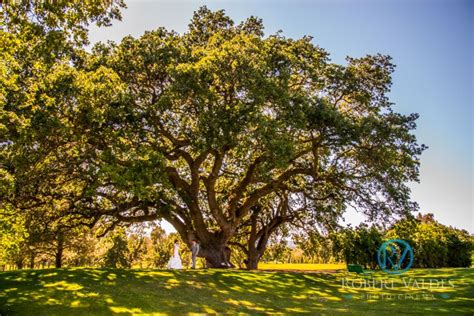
[2,5,425,268]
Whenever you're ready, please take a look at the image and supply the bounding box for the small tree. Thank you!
[149,226,172,268]
[332,224,383,269]
[104,229,131,268]
[0,206,27,270]
[387,213,472,268]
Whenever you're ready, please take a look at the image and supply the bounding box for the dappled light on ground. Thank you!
[0,267,472,314]
[259,263,346,271]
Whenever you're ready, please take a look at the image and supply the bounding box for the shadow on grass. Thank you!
[0,267,473,315]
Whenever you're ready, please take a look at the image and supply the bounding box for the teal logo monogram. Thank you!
[377,239,414,274]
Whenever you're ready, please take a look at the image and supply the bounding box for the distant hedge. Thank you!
[331,214,472,269]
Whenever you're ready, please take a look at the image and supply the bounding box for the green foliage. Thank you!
[331,223,383,269]
[387,214,472,268]
[104,229,131,269]
[0,207,27,267]
[293,231,336,263]
[1,0,128,237]
[2,3,426,267]
[260,238,291,263]
[445,228,472,267]
[328,214,472,269]
[2,0,125,47]
[149,226,173,268]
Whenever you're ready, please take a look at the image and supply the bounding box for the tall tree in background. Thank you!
[104,228,130,268]
[0,1,125,203]
[2,4,425,268]
[1,0,126,252]
[0,205,27,270]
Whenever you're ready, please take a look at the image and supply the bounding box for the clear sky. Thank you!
[89,0,473,233]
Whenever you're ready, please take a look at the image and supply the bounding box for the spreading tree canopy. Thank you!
[1,5,425,268]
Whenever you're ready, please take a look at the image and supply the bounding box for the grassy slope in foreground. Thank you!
[0,267,473,315]
[258,263,346,271]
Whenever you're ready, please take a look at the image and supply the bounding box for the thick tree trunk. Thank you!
[29,253,35,269]
[55,231,64,268]
[244,211,287,269]
[55,250,63,268]
[15,260,23,270]
[246,249,260,270]
[244,210,267,270]
[198,242,234,268]
[178,225,235,268]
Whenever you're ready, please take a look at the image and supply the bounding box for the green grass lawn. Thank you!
[258,263,346,271]
[0,266,473,315]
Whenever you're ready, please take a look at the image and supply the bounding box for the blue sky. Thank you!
[89,0,473,232]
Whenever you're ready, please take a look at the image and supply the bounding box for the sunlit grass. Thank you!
[0,267,472,315]
[259,263,346,270]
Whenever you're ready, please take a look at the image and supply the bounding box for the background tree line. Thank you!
[246,213,472,269]
[0,218,202,271]
[1,212,470,271]
[328,213,472,269]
